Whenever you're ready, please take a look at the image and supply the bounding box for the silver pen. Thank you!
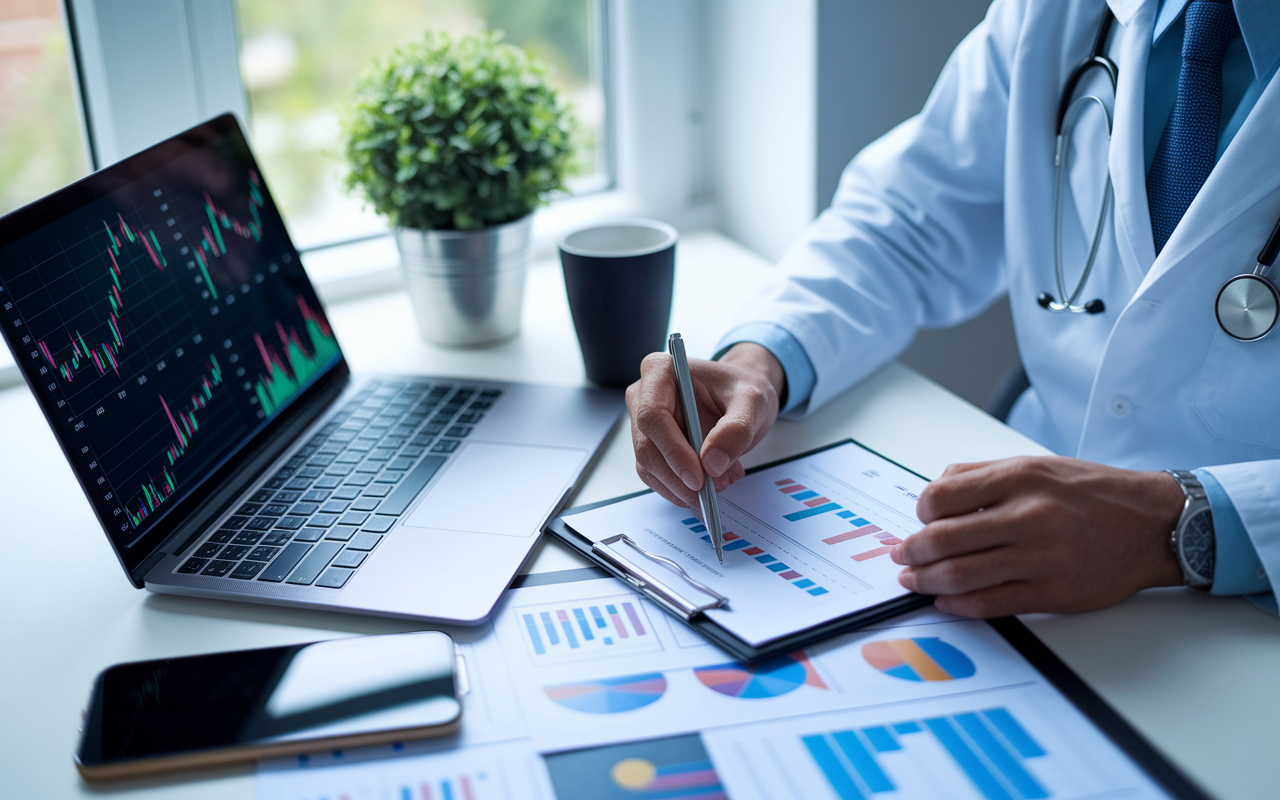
[668,332,726,564]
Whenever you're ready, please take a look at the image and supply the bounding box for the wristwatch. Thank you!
[1165,470,1215,591]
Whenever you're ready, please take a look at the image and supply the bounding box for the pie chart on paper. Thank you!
[694,652,828,699]
[861,637,976,682]
[544,672,668,714]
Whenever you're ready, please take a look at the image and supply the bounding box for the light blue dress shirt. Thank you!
[717,0,1280,599]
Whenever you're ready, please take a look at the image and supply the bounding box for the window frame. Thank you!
[61,0,710,260]
[0,0,708,388]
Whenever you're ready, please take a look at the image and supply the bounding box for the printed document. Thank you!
[565,441,928,645]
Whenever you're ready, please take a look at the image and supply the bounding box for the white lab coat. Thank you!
[731,0,1280,586]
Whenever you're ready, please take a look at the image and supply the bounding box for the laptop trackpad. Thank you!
[400,443,588,537]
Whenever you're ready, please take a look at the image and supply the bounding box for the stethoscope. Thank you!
[1040,8,1280,341]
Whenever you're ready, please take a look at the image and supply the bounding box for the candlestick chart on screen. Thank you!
[251,296,341,417]
[0,145,340,551]
[188,171,266,297]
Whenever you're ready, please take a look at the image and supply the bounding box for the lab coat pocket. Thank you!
[1194,330,1280,450]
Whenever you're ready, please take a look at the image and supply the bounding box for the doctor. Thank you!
[628,0,1280,618]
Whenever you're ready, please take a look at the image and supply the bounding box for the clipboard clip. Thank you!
[592,534,729,620]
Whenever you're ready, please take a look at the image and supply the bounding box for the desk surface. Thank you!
[2,231,1277,799]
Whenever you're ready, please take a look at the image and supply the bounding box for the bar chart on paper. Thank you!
[800,707,1051,800]
[255,740,546,800]
[513,593,663,663]
[772,478,911,565]
[701,690,1171,800]
[559,442,931,646]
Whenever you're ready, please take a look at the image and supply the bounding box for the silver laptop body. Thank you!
[0,115,622,624]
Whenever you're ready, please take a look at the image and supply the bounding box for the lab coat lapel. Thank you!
[1133,66,1280,297]
[1106,0,1159,286]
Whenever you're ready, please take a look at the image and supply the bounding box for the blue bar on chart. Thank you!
[689,519,831,596]
[409,775,475,800]
[784,502,843,522]
[518,598,661,660]
[802,706,1049,800]
[776,478,846,521]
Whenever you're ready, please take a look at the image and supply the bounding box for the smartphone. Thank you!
[76,631,461,780]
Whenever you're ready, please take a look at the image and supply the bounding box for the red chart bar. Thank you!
[781,485,807,494]
[623,602,647,636]
[803,496,832,508]
[851,545,895,562]
[822,525,882,545]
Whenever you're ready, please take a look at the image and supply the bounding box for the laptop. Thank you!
[0,115,623,624]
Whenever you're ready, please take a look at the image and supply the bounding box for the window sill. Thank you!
[303,189,717,307]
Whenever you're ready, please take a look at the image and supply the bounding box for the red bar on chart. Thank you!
[822,525,882,545]
[623,602,648,636]
[851,546,895,562]
[776,478,795,485]
[781,485,807,494]
[723,531,740,541]
[743,547,764,555]
[607,605,630,638]
[780,570,802,580]
[803,496,832,508]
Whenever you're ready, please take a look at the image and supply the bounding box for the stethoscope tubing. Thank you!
[1050,92,1114,313]
[1045,9,1280,340]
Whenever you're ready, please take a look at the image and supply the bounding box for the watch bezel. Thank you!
[1176,508,1215,588]
[1167,470,1214,591]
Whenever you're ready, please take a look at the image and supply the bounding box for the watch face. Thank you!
[1181,510,1215,583]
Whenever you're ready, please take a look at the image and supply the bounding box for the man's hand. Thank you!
[627,343,784,510]
[891,456,1186,617]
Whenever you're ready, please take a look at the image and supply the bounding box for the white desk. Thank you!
[1,231,1277,799]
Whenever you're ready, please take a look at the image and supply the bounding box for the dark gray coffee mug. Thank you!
[559,220,678,387]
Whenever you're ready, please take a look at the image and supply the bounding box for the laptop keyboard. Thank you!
[174,379,501,589]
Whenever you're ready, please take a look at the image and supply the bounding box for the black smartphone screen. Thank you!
[78,632,459,767]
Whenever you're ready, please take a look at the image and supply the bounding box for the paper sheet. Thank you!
[258,570,1177,800]
[486,577,1038,753]
[564,441,928,645]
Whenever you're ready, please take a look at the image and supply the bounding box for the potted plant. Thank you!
[342,31,575,345]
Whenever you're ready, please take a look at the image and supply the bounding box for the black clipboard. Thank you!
[544,439,936,663]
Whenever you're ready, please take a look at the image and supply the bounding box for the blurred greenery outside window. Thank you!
[0,0,90,371]
[236,0,608,252]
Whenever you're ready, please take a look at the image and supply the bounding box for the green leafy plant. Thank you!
[342,31,575,231]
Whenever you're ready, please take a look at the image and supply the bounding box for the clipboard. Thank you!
[545,439,936,662]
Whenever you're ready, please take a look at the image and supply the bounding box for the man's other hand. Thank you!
[891,456,1186,617]
[626,343,784,510]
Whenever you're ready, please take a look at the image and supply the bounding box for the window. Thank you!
[0,1,89,217]
[0,0,91,378]
[236,0,609,252]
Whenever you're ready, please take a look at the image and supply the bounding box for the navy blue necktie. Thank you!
[1147,0,1240,254]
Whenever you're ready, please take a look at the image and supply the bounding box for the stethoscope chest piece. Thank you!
[1216,273,1280,341]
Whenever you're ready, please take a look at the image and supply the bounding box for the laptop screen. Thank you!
[0,115,343,570]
